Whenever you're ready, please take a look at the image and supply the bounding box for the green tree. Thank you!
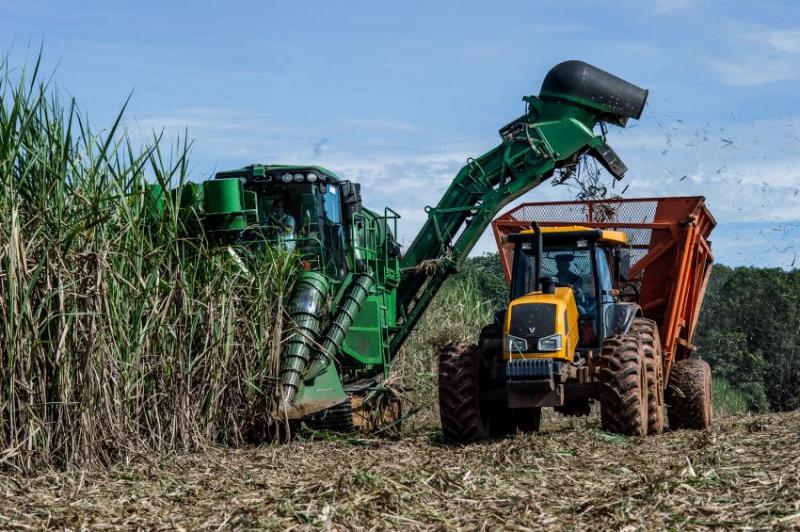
[700,329,769,411]
[696,266,800,412]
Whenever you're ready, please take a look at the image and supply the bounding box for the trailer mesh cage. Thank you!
[492,197,715,373]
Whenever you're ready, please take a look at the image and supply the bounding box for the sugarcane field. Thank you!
[2,1,800,530]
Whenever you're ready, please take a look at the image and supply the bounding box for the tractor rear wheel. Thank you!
[438,342,489,443]
[666,358,713,430]
[632,318,665,435]
[598,334,649,436]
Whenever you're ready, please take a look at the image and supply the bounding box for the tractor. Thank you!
[439,197,715,442]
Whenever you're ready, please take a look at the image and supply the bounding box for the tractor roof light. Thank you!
[306,172,318,182]
[281,172,293,183]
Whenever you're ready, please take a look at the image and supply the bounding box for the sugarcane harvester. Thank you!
[149,61,649,431]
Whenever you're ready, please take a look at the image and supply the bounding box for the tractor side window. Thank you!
[511,243,536,297]
[595,247,614,302]
[596,247,617,339]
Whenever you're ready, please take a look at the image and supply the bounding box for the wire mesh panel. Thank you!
[499,199,659,272]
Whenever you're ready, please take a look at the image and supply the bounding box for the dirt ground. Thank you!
[1,411,798,531]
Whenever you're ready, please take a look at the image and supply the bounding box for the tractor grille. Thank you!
[505,358,558,379]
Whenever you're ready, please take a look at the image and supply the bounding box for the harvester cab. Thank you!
[210,164,372,279]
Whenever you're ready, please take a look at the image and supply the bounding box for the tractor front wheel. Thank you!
[598,334,649,436]
[438,342,489,443]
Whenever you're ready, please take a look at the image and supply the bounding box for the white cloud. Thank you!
[749,29,800,55]
[339,118,419,132]
[705,24,800,86]
[705,55,797,86]
[652,0,691,14]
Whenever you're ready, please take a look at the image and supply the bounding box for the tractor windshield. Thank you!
[511,241,605,348]
[512,244,594,312]
[540,248,596,316]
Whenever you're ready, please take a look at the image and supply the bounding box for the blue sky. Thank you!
[2,0,799,267]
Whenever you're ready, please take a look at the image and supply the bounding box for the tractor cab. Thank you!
[505,226,632,357]
[214,164,363,279]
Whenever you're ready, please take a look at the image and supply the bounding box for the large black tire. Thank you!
[666,358,713,430]
[438,343,489,443]
[632,318,665,435]
[438,342,539,443]
[598,334,649,436]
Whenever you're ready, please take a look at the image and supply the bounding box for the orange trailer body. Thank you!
[492,196,715,377]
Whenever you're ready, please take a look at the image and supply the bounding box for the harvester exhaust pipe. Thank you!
[540,60,648,124]
[278,271,330,410]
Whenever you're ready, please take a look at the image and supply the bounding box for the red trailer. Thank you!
[491,196,716,377]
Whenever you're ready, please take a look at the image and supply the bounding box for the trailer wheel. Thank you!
[598,334,649,436]
[632,318,665,435]
[438,343,489,443]
[666,358,712,430]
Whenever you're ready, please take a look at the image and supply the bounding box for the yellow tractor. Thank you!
[438,224,668,441]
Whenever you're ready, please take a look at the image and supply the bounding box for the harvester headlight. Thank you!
[505,335,528,353]
[537,334,562,352]
[306,172,318,182]
[281,172,293,183]
[293,173,304,182]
